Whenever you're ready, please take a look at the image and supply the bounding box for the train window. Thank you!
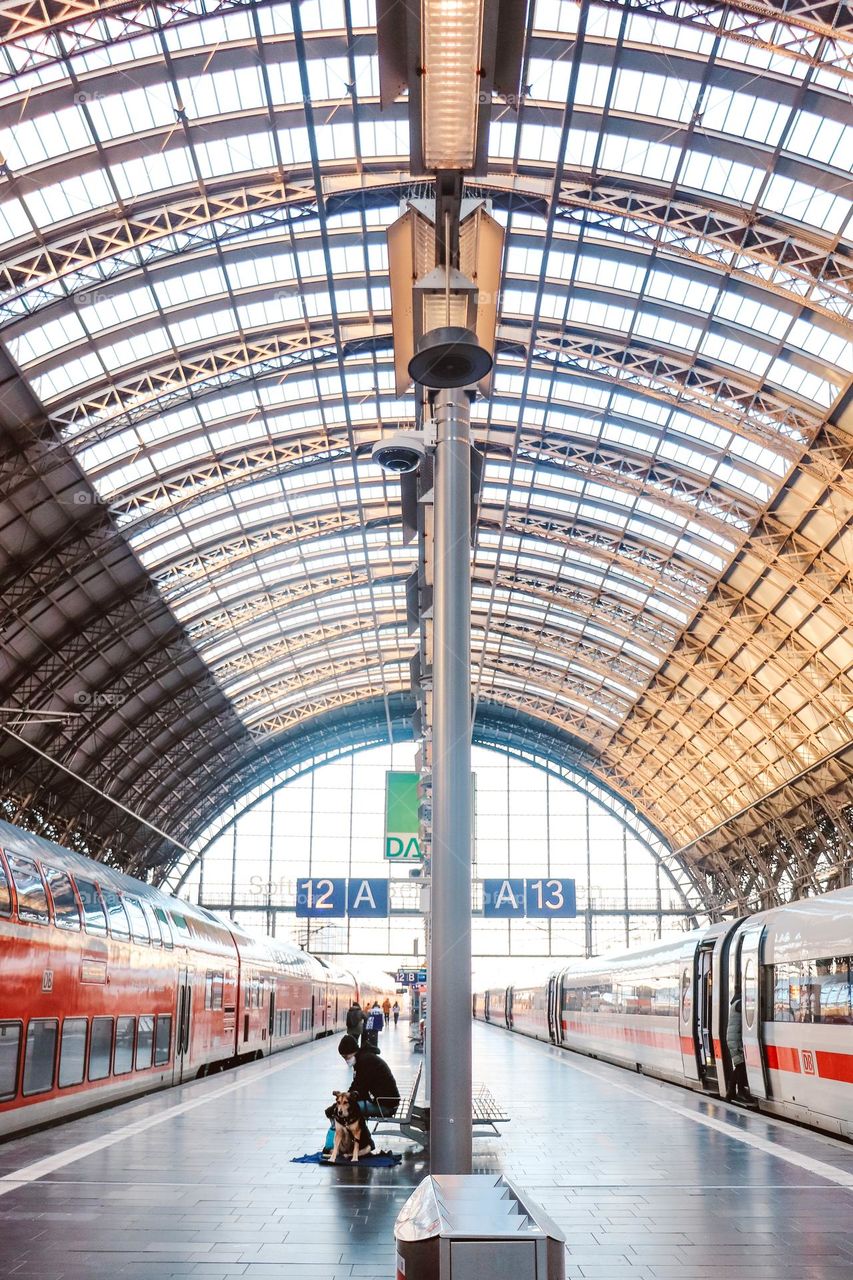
[204,973,224,1011]
[124,898,150,944]
[153,906,174,949]
[58,1018,87,1088]
[154,1015,172,1066]
[114,1017,136,1075]
[7,855,50,925]
[0,856,11,916]
[100,889,130,941]
[43,867,81,931]
[743,959,756,1029]
[0,1023,21,1100]
[22,1019,58,1096]
[89,1017,114,1081]
[170,911,191,939]
[75,877,108,936]
[140,902,161,948]
[768,957,853,1025]
[136,1016,154,1069]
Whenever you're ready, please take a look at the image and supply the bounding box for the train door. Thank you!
[738,922,770,1101]
[269,989,276,1042]
[174,967,193,1084]
[505,987,513,1030]
[678,951,701,1082]
[712,924,739,1097]
[696,943,716,1085]
[547,974,561,1044]
[712,931,730,1095]
[310,993,316,1039]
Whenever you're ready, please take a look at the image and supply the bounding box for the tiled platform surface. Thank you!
[3,1020,853,1279]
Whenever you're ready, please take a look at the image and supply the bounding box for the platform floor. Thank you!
[3,1020,853,1279]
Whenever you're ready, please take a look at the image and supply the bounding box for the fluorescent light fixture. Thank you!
[377,0,528,174]
[421,0,486,170]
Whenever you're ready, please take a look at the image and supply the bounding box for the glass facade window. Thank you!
[176,743,700,969]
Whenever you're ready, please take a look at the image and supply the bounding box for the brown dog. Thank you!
[329,1088,373,1163]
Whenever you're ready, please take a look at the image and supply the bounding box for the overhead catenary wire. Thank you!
[0,724,195,858]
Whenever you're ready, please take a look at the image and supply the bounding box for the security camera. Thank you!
[371,431,427,475]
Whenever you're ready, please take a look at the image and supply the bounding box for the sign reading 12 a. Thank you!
[482,877,576,918]
[296,878,389,918]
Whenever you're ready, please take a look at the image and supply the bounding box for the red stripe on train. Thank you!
[765,1044,801,1074]
[562,1017,685,1055]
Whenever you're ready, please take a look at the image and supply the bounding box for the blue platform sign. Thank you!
[296,877,346,917]
[347,878,389,918]
[525,878,576,918]
[482,878,526,917]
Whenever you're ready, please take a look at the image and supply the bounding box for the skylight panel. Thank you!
[86,86,176,142]
[786,111,851,168]
[762,174,851,234]
[767,359,837,408]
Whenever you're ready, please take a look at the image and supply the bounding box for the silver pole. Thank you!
[430,385,473,1174]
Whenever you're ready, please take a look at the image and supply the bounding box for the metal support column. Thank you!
[430,385,473,1175]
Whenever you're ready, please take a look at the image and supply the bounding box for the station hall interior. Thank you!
[0,0,852,1275]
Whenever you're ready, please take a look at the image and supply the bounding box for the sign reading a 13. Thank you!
[525,878,576,918]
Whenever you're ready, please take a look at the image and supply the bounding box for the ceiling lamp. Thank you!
[377,0,529,174]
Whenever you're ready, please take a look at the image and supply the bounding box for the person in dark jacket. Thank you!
[345,1001,364,1040]
[337,1034,399,1117]
[724,993,752,1103]
[363,1001,385,1048]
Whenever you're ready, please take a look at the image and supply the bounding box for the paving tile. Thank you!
[2,1023,853,1279]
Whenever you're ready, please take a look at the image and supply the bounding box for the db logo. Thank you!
[801,1049,816,1075]
[42,970,54,992]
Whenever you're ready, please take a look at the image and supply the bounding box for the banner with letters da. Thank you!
[384,771,423,861]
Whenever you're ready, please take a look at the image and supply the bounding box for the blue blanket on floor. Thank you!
[292,1150,402,1167]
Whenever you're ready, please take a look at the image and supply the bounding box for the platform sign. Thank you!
[482,877,576,918]
[296,877,390,917]
[396,967,427,985]
[347,878,389,918]
[384,771,422,861]
[525,877,576,918]
[296,877,346,917]
[482,878,525,917]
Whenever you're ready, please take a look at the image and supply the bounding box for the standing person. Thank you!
[336,1036,399,1117]
[724,993,752,1103]
[346,1000,364,1042]
[382,996,392,1022]
[392,1000,400,1027]
[363,1000,384,1047]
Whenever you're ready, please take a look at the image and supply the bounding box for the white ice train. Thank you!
[475,884,853,1140]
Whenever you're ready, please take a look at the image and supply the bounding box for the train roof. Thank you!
[745,884,853,963]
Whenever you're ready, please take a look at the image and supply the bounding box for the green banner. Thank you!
[384,771,422,861]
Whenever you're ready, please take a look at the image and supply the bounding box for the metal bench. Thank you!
[371,1063,427,1145]
[472,1082,511,1136]
[371,1067,509,1146]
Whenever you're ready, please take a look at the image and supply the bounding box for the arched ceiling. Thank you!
[0,0,850,893]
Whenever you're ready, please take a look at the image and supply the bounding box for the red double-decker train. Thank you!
[0,818,391,1139]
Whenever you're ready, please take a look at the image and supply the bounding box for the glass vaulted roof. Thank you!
[0,0,851,849]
